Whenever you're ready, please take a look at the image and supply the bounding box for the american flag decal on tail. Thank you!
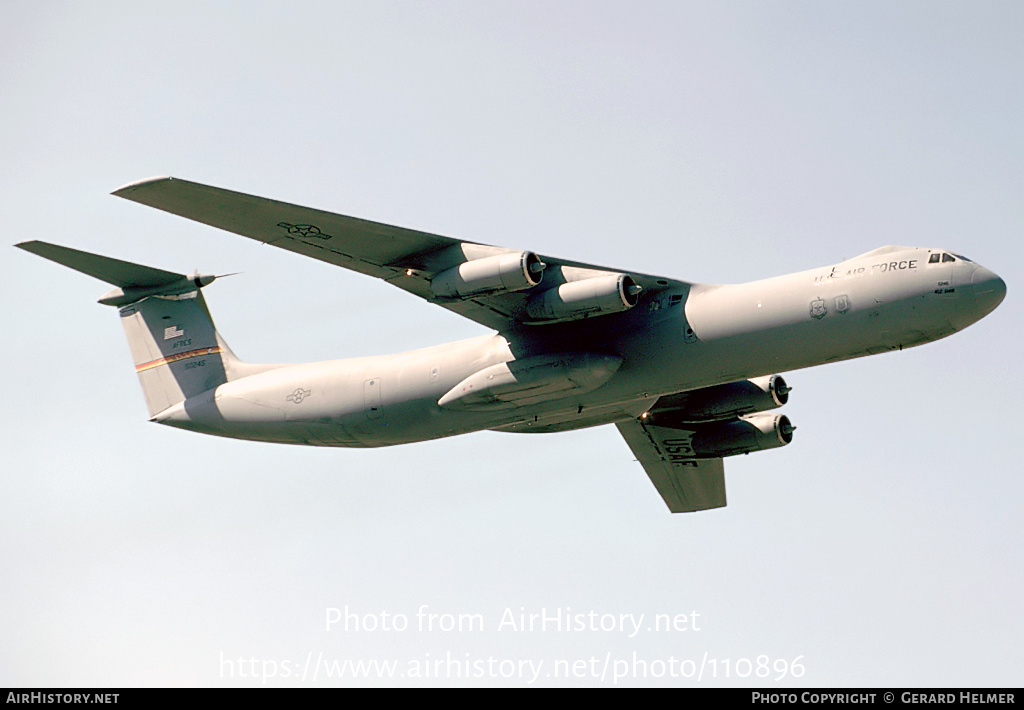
[163,325,185,340]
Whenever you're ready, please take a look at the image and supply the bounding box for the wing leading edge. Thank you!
[112,177,688,332]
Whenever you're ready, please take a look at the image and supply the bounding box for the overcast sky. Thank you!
[2,1,1021,687]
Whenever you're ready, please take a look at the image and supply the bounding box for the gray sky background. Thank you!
[2,1,1021,687]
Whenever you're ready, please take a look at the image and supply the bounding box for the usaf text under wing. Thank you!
[616,419,728,513]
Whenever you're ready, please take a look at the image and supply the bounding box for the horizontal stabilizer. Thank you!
[15,240,183,289]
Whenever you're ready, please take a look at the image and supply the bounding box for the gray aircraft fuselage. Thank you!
[17,176,1006,512]
[155,245,1004,447]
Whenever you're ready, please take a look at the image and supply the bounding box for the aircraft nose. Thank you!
[970,265,1006,317]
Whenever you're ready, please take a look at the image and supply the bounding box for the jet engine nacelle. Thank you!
[431,251,545,299]
[689,413,796,459]
[526,273,641,323]
[648,375,791,425]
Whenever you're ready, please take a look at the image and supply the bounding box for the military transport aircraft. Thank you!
[15,177,1006,512]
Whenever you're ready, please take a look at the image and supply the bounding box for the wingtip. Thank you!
[13,240,46,253]
[111,175,174,196]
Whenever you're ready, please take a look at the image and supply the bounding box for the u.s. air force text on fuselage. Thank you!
[15,177,1006,512]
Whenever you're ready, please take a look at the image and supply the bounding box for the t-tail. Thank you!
[16,241,255,419]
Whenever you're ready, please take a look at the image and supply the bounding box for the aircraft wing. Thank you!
[616,418,727,513]
[113,177,685,332]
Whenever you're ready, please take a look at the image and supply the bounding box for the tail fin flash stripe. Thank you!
[135,345,225,373]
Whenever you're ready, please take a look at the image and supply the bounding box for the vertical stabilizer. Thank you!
[118,290,236,417]
[16,240,252,418]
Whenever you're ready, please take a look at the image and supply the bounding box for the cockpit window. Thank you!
[942,253,956,263]
[929,253,940,264]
